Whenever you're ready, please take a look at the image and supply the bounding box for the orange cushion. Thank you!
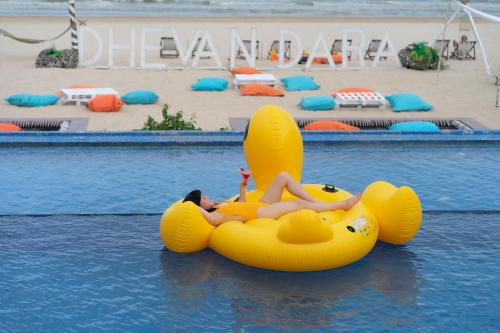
[311,54,342,65]
[240,84,284,97]
[56,85,97,97]
[230,67,263,75]
[87,95,124,112]
[303,120,360,131]
[312,57,328,64]
[0,123,22,131]
[332,87,374,98]
[332,53,342,64]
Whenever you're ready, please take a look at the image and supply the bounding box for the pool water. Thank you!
[1,141,499,331]
[1,213,499,332]
[0,142,499,215]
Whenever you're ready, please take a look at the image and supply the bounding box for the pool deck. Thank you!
[1,130,500,146]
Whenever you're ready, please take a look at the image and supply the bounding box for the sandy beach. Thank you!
[1,16,499,130]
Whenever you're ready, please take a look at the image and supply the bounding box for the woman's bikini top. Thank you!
[215,201,268,221]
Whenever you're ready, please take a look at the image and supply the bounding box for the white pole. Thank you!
[496,79,499,108]
[434,7,461,43]
[465,8,492,76]
[68,0,78,51]
[436,1,457,85]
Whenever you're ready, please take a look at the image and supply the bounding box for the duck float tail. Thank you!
[361,181,422,245]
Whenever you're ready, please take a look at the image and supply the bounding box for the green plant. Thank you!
[47,48,63,57]
[409,42,438,64]
[142,104,200,130]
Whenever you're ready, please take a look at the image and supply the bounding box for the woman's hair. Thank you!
[183,189,217,212]
[183,190,201,206]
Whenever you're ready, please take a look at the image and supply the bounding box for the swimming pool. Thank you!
[1,133,499,332]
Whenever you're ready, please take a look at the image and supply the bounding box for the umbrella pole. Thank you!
[68,0,78,51]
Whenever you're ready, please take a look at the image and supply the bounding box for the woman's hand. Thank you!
[239,168,251,181]
[239,168,251,199]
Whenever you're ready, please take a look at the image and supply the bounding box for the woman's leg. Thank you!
[259,172,320,204]
[257,195,361,220]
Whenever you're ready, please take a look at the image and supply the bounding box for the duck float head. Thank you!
[160,104,422,271]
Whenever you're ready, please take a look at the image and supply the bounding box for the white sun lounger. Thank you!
[59,88,119,106]
[335,92,388,110]
[233,74,278,90]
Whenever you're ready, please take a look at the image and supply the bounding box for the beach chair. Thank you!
[335,92,388,110]
[160,37,179,58]
[433,39,450,60]
[233,74,278,90]
[267,40,291,60]
[364,39,388,60]
[330,39,352,60]
[451,35,476,60]
[192,38,211,58]
[59,88,119,106]
[236,40,261,60]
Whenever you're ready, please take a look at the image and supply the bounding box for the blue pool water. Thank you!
[1,140,499,331]
[0,142,499,215]
[1,213,499,332]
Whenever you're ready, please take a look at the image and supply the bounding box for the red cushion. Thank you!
[87,95,124,112]
[303,120,360,131]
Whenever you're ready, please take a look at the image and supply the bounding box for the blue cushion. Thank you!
[388,121,440,132]
[280,75,320,91]
[299,96,335,110]
[385,93,433,112]
[5,94,60,107]
[191,77,228,91]
[121,90,158,105]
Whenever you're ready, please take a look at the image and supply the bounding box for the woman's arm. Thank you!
[239,180,247,203]
[197,207,246,226]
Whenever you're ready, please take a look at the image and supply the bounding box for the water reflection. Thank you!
[159,243,420,330]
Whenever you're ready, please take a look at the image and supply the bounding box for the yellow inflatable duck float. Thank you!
[160,105,422,272]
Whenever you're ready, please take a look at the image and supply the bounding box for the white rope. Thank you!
[0,27,70,44]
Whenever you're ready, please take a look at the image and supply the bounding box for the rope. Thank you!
[0,26,70,44]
